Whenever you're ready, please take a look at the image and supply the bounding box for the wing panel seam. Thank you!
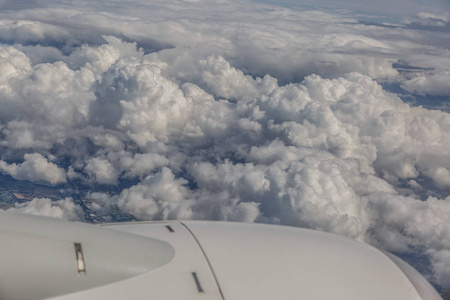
[180,221,225,300]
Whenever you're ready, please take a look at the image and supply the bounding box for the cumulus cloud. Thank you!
[116,167,193,220]
[0,153,66,185]
[7,197,84,221]
[0,0,449,290]
[402,71,450,96]
[429,249,450,289]
[0,45,31,90]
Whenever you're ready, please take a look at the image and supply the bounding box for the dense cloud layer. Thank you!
[0,0,449,290]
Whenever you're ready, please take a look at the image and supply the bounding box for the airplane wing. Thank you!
[0,212,442,300]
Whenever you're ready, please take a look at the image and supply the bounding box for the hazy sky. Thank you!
[255,0,450,21]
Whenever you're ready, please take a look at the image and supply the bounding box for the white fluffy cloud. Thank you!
[7,197,84,221]
[0,0,449,290]
[429,249,450,290]
[117,167,193,220]
[0,153,66,185]
[402,71,450,96]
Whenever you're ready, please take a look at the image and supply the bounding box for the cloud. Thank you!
[260,0,450,18]
[7,197,84,221]
[0,153,66,185]
[0,0,449,290]
[428,249,450,289]
[84,157,118,185]
[368,194,450,289]
[0,45,31,87]
[116,167,193,220]
[402,71,450,96]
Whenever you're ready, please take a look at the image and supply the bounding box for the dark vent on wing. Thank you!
[74,243,86,276]
[191,272,204,293]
